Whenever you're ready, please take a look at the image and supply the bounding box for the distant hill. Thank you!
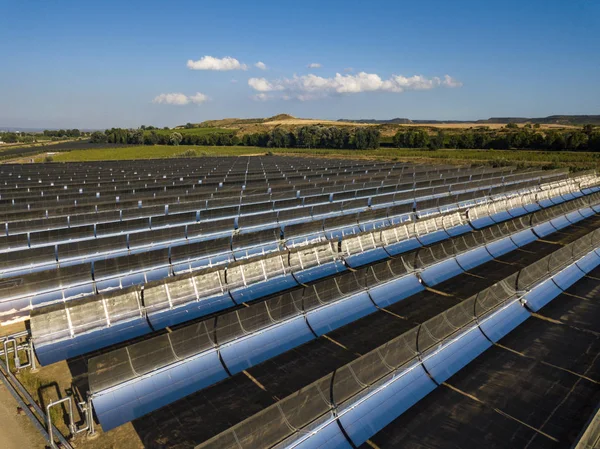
[480,115,600,125]
[182,113,600,138]
[197,114,296,128]
[267,113,295,121]
[338,118,413,125]
[340,115,600,126]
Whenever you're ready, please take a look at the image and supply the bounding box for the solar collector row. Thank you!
[4,177,591,326]
[0,158,406,181]
[0,161,449,200]
[0,167,535,211]
[84,220,552,430]
[3,178,592,318]
[0,164,438,199]
[192,227,600,449]
[3,171,571,226]
[363,273,600,449]
[1,169,568,244]
[0,171,499,223]
[87,217,600,440]
[178,228,594,448]
[0,173,534,261]
[0,174,591,290]
[0,168,512,205]
[0,175,502,233]
[0,161,556,191]
[28,185,600,366]
[0,158,454,190]
[1,165,520,221]
[1,173,560,237]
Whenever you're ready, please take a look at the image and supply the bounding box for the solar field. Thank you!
[0,156,599,449]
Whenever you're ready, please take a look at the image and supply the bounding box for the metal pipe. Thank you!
[0,365,50,441]
[0,362,72,448]
[47,397,76,449]
[3,338,18,371]
[0,330,30,342]
[0,343,27,358]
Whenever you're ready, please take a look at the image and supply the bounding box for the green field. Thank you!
[52,145,265,161]
[50,145,600,170]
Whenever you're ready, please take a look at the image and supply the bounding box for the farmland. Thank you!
[51,145,266,161]
[47,145,600,170]
[193,114,586,135]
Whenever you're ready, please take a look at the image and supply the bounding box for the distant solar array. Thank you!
[1,156,599,448]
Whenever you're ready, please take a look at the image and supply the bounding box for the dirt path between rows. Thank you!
[0,382,48,448]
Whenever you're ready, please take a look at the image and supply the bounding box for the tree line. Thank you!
[1,129,85,143]
[87,123,600,152]
[91,126,381,150]
[392,125,600,151]
[42,129,82,138]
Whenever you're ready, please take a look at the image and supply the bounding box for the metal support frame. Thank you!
[46,393,97,448]
[1,338,37,372]
[47,397,76,448]
[0,331,73,448]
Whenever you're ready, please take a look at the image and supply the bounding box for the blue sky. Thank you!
[0,0,598,129]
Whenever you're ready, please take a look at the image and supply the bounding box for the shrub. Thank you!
[178,149,196,157]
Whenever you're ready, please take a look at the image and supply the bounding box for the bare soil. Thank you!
[0,383,48,449]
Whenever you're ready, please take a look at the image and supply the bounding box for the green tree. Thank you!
[143,131,158,145]
[583,124,595,135]
[2,132,18,143]
[393,129,429,148]
[530,133,546,149]
[269,128,291,148]
[328,127,347,148]
[545,131,567,150]
[473,132,490,149]
[169,132,183,146]
[567,131,588,150]
[588,132,600,152]
[297,126,320,148]
[458,131,475,149]
[353,128,380,149]
[130,129,144,145]
[90,131,108,143]
[430,130,445,149]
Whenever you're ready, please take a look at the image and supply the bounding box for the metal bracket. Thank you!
[46,393,96,449]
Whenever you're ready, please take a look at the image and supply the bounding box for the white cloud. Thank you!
[189,92,209,104]
[252,93,270,101]
[248,77,284,92]
[442,74,463,88]
[152,93,191,105]
[343,67,354,73]
[247,72,462,100]
[152,92,208,105]
[307,62,322,69]
[187,56,248,71]
[254,61,267,70]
